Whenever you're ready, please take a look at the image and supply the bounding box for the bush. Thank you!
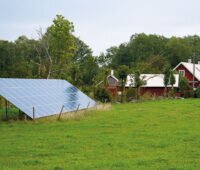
[168,89,176,98]
[195,87,200,98]
[126,88,137,101]
[140,92,153,100]
[0,96,4,108]
[94,88,111,103]
[184,89,194,98]
[81,86,94,94]
[81,86,95,98]
[0,107,21,121]
[179,76,193,98]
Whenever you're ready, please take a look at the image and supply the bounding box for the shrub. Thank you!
[94,88,111,103]
[168,89,176,98]
[195,87,200,98]
[0,96,4,108]
[126,88,137,101]
[140,92,153,100]
[81,86,95,98]
[184,89,194,98]
[179,76,192,97]
[81,86,94,94]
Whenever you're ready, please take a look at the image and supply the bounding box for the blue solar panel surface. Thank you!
[0,78,96,119]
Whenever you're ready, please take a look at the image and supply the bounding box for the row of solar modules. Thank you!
[0,78,66,88]
[3,94,92,118]
[0,78,96,119]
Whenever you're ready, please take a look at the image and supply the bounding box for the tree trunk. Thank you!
[123,81,125,103]
[172,85,175,98]
[47,60,52,79]
[164,86,167,97]
[34,45,42,78]
[136,87,139,100]
[138,87,140,100]
[121,79,125,103]
[46,48,52,79]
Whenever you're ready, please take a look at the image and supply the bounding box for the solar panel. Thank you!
[0,78,96,119]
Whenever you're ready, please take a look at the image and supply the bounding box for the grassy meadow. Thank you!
[0,99,200,169]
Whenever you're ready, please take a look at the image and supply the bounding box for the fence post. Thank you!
[58,105,64,121]
[76,104,80,113]
[33,107,35,121]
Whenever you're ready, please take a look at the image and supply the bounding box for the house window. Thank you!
[179,70,185,76]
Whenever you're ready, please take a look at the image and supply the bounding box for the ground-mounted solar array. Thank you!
[0,78,96,119]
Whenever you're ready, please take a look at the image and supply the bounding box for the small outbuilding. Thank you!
[96,70,119,97]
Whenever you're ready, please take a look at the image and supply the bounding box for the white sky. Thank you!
[0,0,200,55]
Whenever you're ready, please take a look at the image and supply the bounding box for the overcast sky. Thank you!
[0,0,200,55]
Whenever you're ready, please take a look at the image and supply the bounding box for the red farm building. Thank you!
[107,70,118,96]
[125,74,179,97]
[174,60,200,89]
[97,70,118,97]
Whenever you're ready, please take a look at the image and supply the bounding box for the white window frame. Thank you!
[179,70,185,76]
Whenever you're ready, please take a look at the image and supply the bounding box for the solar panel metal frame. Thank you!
[0,78,96,119]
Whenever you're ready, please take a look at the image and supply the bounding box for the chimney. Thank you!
[188,59,192,63]
[111,70,114,76]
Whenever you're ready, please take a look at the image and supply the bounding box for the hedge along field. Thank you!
[0,99,200,170]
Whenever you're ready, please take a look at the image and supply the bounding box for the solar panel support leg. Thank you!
[33,107,35,121]
[76,104,80,113]
[58,105,64,121]
[87,102,90,109]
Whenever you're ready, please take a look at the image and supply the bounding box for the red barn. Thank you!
[125,74,179,96]
[97,70,118,97]
[174,61,200,88]
[107,71,118,96]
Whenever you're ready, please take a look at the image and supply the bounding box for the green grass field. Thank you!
[0,107,20,120]
[0,99,200,170]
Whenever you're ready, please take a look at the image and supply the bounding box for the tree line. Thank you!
[1,14,200,94]
[0,15,99,92]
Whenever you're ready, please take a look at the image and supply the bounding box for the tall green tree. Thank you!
[169,70,176,97]
[118,65,129,103]
[133,55,169,73]
[47,14,76,79]
[163,67,171,97]
[79,56,99,86]
[134,71,146,100]
[165,37,192,67]
[179,75,191,97]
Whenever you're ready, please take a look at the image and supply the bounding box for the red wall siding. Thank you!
[140,87,179,97]
[176,65,194,81]
[107,86,118,96]
[141,87,165,96]
[175,64,200,88]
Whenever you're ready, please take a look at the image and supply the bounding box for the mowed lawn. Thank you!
[0,99,200,170]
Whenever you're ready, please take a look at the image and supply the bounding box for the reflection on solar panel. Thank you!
[0,78,96,119]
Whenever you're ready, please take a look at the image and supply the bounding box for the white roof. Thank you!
[125,74,179,88]
[107,75,119,81]
[174,62,200,81]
